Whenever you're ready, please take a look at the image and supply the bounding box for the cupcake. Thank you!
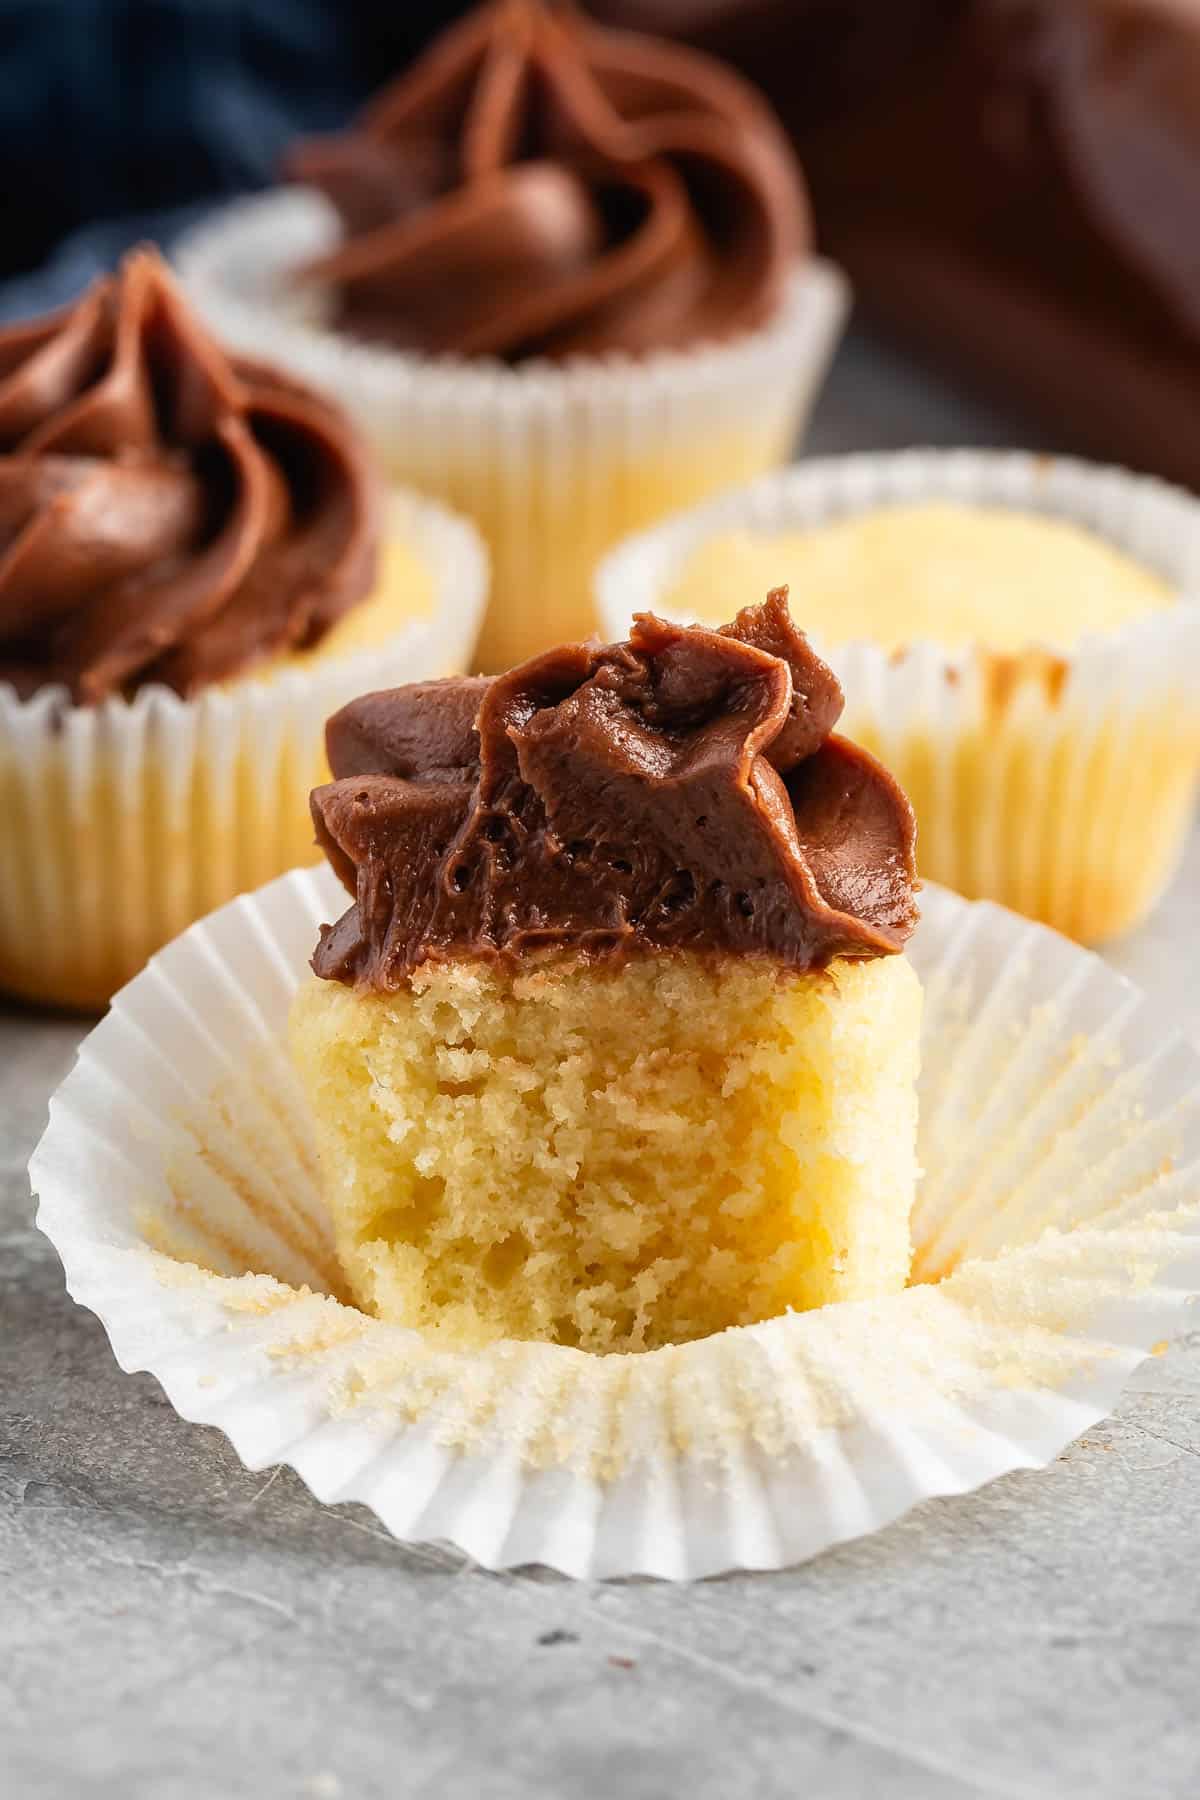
[597,452,1200,945]
[289,589,921,1353]
[0,249,486,1010]
[32,803,1200,1574]
[176,0,847,671]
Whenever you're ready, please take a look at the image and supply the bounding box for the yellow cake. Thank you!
[290,591,922,1351]
[665,505,1172,653]
[291,949,920,1352]
[657,492,1197,943]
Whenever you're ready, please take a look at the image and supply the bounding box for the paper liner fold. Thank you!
[31,870,1200,1578]
[595,450,1200,944]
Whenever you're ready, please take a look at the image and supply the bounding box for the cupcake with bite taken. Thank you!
[177,0,846,671]
[0,249,486,1010]
[290,589,920,1352]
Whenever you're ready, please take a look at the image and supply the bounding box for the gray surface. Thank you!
[4,333,1200,1800]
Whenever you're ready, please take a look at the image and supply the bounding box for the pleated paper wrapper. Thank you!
[596,450,1200,946]
[0,488,486,1009]
[174,189,848,669]
[30,866,1200,1579]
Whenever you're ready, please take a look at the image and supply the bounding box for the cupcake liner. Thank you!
[0,489,486,1009]
[174,188,848,669]
[31,865,1200,1579]
[596,450,1200,944]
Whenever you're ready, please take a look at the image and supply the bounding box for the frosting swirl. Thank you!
[311,589,917,989]
[0,250,378,703]
[285,0,809,361]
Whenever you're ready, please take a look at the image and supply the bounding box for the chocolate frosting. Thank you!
[284,0,808,362]
[594,0,1200,488]
[310,590,917,989]
[0,249,378,703]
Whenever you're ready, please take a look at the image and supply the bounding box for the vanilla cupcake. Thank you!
[290,591,920,1352]
[0,250,486,1009]
[176,0,846,672]
[597,453,1200,945]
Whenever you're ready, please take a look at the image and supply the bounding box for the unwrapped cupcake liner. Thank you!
[31,864,1200,1578]
[175,188,848,670]
[0,489,486,1009]
[596,450,1200,944]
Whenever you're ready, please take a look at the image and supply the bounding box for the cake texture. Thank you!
[291,592,921,1351]
[290,947,919,1352]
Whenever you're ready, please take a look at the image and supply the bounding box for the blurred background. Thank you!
[7,0,1196,483]
[0,0,459,317]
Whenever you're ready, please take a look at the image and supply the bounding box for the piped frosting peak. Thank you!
[0,249,378,703]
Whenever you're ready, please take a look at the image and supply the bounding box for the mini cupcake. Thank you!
[0,249,486,1010]
[289,591,921,1352]
[176,0,846,671]
[597,452,1200,945]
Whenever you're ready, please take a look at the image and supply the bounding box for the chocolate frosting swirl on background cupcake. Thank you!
[310,589,917,988]
[285,0,809,361]
[0,250,378,704]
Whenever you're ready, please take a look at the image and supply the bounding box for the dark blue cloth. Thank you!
[0,0,468,317]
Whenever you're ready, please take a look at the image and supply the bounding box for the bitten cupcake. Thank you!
[0,249,486,1010]
[290,590,920,1353]
[597,452,1200,945]
[177,0,846,671]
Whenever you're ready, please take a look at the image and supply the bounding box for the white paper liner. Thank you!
[0,489,487,1008]
[596,450,1200,944]
[174,189,848,669]
[30,866,1200,1578]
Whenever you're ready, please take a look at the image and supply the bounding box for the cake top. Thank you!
[0,248,378,704]
[285,0,808,362]
[663,504,1173,655]
[310,589,918,989]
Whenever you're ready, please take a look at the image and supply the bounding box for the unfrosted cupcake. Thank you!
[176,0,846,671]
[597,452,1200,944]
[289,590,920,1353]
[0,249,486,1009]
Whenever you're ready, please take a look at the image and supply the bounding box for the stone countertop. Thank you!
[4,335,1200,1800]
